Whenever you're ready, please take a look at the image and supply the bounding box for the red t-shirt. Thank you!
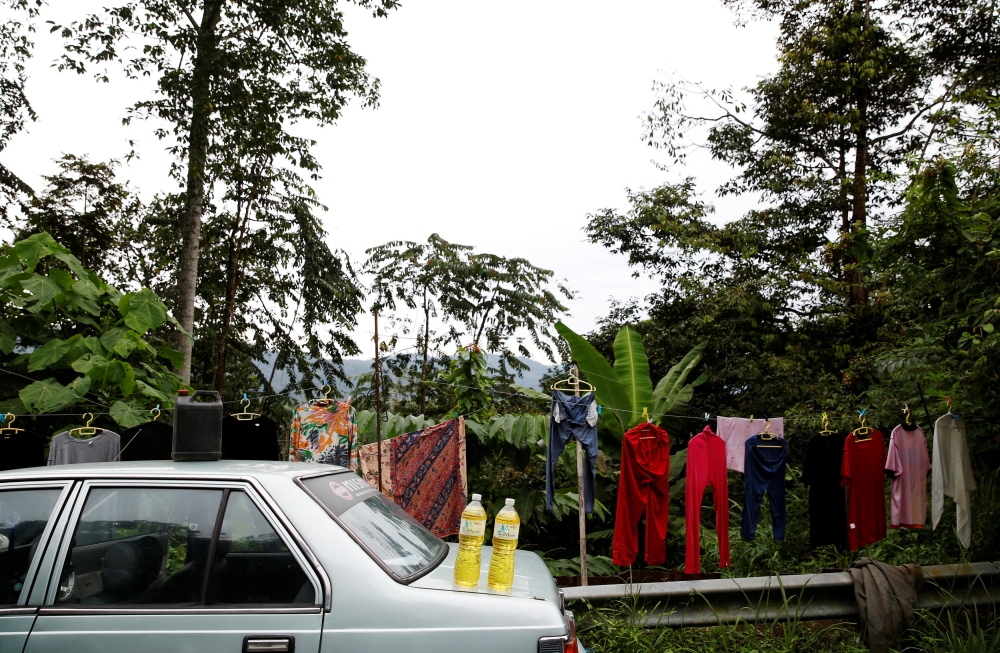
[840,429,887,550]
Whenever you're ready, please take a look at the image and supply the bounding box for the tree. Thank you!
[0,232,185,429]
[54,0,399,382]
[0,0,40,214]
[10,154,141,279]
[364,234,473,414]
[366,234,575,396]
[642,0,940,343]
[586,0,1000,421]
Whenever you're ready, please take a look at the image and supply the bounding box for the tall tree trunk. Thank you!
[213,179,259,393]
[846,0,871,348]
[174,0,224,383]
[420,286,429,415]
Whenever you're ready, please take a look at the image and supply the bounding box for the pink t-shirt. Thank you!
[716,417,784,473]
[885,425,930,528]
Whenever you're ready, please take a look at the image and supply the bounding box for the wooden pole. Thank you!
[573,364,588,586]
[374,309,383,493]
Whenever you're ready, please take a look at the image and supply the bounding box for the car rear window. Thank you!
[297,473,447,583]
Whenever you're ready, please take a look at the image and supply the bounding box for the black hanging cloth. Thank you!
[221,414,280,461]
[119,421,174,461]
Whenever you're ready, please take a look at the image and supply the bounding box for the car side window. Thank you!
[207,491,315,605]
[0,488,62,605]
[56,487,224,605]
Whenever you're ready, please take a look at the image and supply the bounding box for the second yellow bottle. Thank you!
[487,497,520,590]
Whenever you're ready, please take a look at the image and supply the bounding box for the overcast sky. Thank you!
[4,0,778,361]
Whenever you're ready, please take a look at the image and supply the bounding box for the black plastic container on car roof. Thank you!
[172,389,223,461]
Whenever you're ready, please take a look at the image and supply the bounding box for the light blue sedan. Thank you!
[0,461,579,653]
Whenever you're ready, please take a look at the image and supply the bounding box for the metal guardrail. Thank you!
[561,562,1000,627]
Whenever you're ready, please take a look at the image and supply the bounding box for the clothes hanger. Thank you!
[901,403,920,431]
[68,413,102,439]
[946,396,961,419]
[550,373,595,393]
[150,405,162,422]
[853,410,873,441]
[819,412,835,436]
[756,417,784,448]
[231,393,262,421]
[639,407,659,439]
[0,413,24,434]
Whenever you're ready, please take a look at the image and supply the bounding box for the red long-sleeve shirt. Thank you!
[841,429,887,550]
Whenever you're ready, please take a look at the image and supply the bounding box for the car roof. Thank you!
[0,459,348,482]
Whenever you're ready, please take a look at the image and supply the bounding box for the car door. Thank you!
[24,479,324,653]
[0,481,74,653]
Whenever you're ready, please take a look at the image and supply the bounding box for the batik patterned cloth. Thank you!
[356,439,393,500]
[288,399,357,467]
[355,418,467,537]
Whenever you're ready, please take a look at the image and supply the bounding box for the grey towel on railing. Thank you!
[848,557,922,653]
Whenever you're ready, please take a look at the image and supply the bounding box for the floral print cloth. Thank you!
[288,399,357,467]
[355,418,467,537]
[356,438,393,500]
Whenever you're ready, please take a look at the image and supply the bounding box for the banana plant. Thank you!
[554,321,706,440]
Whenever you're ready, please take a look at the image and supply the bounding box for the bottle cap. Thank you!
[471,493,481,501]
[505,498,515,506]
[178,389,190,396]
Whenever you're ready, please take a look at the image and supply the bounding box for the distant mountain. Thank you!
[263,352,553,397]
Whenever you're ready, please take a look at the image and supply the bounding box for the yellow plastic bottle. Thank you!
[453,493,487,586]
[487,498,520,590]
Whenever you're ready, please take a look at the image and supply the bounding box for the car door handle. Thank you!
[242,636,295,653]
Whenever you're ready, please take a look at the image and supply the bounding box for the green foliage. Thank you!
[613,325,653,428]
[443,345,492,421]
[355,410,438,445]
[367,233,574,382]
[0,232,184,427]
[555,321,706,438]
[577,594,868,653]
[554,321,632,437]
[7,154,141,279]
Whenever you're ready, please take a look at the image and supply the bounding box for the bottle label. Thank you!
[494,521,520,540]
[460,518,486,537]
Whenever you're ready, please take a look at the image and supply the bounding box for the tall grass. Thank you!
[577,581,868,653]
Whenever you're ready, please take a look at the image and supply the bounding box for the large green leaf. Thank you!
[19,377,88,413]
[27,338,70,372]
[72,353,109,375]
[110,400,147,429]
[125,289,168,334]
[613,325,653,427]
[554,321,631,438]
[154,346,185,370]
[651,341,706,431]
[511,384,550,402]
[71,278,101,300]
[0,320,16,355]
[52,251,87,279]
[15,232,62,271]
[87,359,127,390]
[100,328,131,356]
[20,274,63,307]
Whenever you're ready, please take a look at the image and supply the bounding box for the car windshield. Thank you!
[297,473,446,582]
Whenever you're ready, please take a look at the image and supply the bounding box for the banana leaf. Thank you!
[555,321,632,439]
[613,324,653,427]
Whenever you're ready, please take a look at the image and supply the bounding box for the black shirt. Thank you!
[802,433,848,548]
[119,421,174,461]
[0,430,46,470]
[221,415,280,461]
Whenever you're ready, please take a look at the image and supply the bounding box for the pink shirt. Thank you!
[885,425,930,528]
[716,417,784,473]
